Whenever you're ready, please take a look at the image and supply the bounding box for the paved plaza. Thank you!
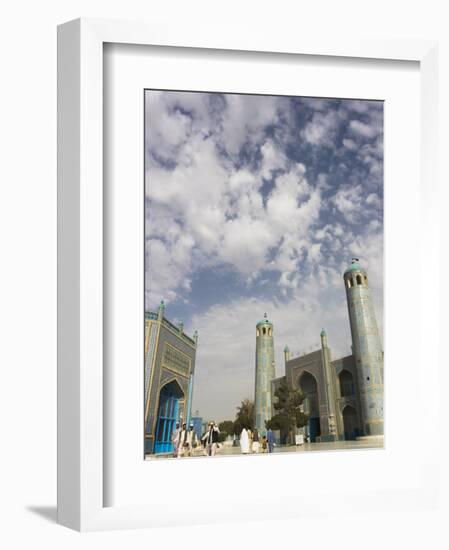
[145,438,384,460]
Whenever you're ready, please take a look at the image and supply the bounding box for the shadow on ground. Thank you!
[26,506,57,523]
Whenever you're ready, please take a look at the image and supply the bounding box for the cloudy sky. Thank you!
[145,90,383,423]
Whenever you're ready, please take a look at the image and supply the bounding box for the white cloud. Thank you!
[260,140,287,179]
[342,138,357,150]
[332,184,363,224]
[366,192,381,207]
[189,273,360,421]
[144,91,384,422]
[301,110,342,146]
[220,95,280,157]
[145,93,327,306]
[349,119,378,139]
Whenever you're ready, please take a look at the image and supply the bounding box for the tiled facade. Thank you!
[144,302,198,455]
[254,314,276,434]
[269,260,383,442]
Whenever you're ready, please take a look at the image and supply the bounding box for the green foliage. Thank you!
[265,380,308,442]
[218,420,234,435]
[233,398,254,435]
[218,420,235,442]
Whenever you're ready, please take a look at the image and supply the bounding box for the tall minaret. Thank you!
[320,328,338,439]
[254,313,276,434]
[344,259,384,436]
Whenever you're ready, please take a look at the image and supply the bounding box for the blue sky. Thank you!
[145,90,383,422]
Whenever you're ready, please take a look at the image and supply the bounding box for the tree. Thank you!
[266,379,308,444]
[218,420,235,436]
[233,398,254,435]
[218,420,235,441]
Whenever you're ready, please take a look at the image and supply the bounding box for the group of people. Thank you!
[172,422,200,458]
[171,421,220,458]
[171,422,275,459]
[239,427,275,454]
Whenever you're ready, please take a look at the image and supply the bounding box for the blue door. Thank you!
[154,382,182,454]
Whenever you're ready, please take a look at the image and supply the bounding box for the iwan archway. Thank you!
[342,404,359,440]
[299,371,321,442]
[154,380,184,454]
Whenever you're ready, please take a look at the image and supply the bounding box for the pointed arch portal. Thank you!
[299,371,321,442]
[342,405,359,440]
[154,380,185,454]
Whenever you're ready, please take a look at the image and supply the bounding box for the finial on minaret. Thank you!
[157,299,166,320]
[320,328,328,348]
[264,312,267,319]
[351,257,359,264]
[193,330,198,345]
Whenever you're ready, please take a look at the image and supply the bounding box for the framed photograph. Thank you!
[58,18,440,531]
[142,89,384,461]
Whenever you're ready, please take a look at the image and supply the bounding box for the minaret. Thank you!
[254,313,276,434]
[283,345,290,365]
[344,259,384,436]
[157,299,165,320]
[320,329,338,439]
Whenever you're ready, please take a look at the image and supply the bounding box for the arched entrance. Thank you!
[339,369,355,397]
[342,405,359,440]
[299,372,321,442]
[154,380,184,454]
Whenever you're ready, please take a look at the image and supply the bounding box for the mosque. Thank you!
[254,259,384,442]
[144,301,198,455]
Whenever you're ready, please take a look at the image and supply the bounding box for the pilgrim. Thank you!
[239,427,250,454]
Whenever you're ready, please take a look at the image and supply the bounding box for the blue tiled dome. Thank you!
[256,313,272,326]
[344,260,367,275]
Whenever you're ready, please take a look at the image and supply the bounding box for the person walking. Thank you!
[202,421,220,456]
[267,428,275,453]
[247,428,253,453]
[172,422,180,458]
[239,427,250,454]
[252,428,260,453]
[261,435,268,453]
[187,423,197,456]
[177,422,189,458]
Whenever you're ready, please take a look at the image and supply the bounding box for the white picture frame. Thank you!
[57,17,440,531]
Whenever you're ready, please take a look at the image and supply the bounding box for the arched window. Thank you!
[356,274,362,285]
[339,370,355,397]
[256,328,260,337]
[263,327,266,335]
[268,327,272,336]
[347,277,354,288]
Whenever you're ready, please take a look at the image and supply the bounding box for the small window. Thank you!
[263,327,266,335]
[256,328,260,337]
[348,277,354,288]
[356,274,362,285]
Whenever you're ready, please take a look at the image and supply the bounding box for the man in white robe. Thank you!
[239,427,250,454]
[177,422,190,458]
[172,422,180,457]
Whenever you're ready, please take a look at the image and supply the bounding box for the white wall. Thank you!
[1,1,448,548]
